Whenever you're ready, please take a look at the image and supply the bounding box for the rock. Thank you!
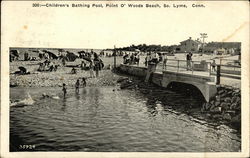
[215,101,220,107]
[235,97,241,104]
[209,103,215,111]
[226,110,236,115]
[223,113,231,121]
[231,114,241,123]
[210,107,221,113]
[205,113,211,118]
[230,103,237,110]
[220,102,230,111]
[117,77,129,83]
[212,114,222,119]
[215,95,221,101]
[218,90,224,94]
[231,96,237,103]
[226,91,233,96]
[210,100,215,105]
[205,103,211,110]
[220,93,227,98]
[224,97,231,103]
[234,89,240,93]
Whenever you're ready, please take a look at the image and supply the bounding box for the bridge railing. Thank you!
[218,58,241,74]
[159,59,212,76]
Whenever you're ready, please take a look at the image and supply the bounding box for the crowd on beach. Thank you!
[11,49,111,99]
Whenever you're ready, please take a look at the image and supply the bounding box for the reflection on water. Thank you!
[10,86,241,152]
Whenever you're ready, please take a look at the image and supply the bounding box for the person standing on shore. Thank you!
[89,60,94,78]
[211,59,216,72]
[75,79,80,94]
[62,57,66,67]
[145,52,159,83]
[93,53,101,77]
[162,54,167,70]
[80,60,86,71]
[186,52,192,71]
[62,83,67,98]
[136,53,140,66]
[144,54,148,67]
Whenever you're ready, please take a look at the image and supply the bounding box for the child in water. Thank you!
[82,77,86,87]
[62,83,67,98]
[75,79,80,94]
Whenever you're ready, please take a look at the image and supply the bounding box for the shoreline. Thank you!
[116,73,241,130]
[10,69,122,88]
[10,60,241,131]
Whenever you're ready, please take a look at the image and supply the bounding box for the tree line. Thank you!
[106,44,177,52]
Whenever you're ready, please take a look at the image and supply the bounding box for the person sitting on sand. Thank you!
[82,77,86,87]
[80,61,86,70]
[49,65,54,72]
[107,64,111,70]
[89,60,94,78]
[71,67,77,74]
[62,58,66,67]
[38,63,43,71]
[62,83,67,98]
[75,79,80,94]
[54,65,58,71]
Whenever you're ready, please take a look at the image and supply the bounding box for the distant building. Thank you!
[203,42,241,55]
[175,37,202,53]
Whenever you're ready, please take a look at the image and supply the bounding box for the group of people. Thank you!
[123,53,140,65]
[122,52,169,70]
[186,52,217,72]
[144,52,168,69]
[38,60,59,72]
[62,77,87,98]
[88,52,104,78]
[70,52,104,78]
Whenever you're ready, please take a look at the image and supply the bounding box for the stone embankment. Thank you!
[202,85,241,126]
[118,76,241,128]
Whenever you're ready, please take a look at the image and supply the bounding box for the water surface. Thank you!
[10,86,240,152]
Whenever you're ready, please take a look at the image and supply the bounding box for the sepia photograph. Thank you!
[1,0,249,158]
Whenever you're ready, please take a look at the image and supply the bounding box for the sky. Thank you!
[2,1,249,49]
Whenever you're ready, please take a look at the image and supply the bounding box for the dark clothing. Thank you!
[62,86,67,98]
[82,78,86,87]
[93,58,102,71]
[63,87,67,93]
[186,53,192,70]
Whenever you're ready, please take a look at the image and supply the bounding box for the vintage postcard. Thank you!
[1,0,249,158]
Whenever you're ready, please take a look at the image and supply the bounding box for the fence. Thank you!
[117,55,241,79]
[219,58,241,75]
[159,59,212,76]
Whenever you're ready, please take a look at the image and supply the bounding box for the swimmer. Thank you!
[75,79,80,94]
[62,83,67,98]
[10,92,35,107]
[41,93,60,100]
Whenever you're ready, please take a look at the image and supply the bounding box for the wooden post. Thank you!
[166,59,167,71]
[192,61,194,74]
[177,60,179,72]
[114,45,116,68]
[209,62,211,76]
[216,65,221,85]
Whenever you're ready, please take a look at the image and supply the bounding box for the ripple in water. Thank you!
[10,86,241,152]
